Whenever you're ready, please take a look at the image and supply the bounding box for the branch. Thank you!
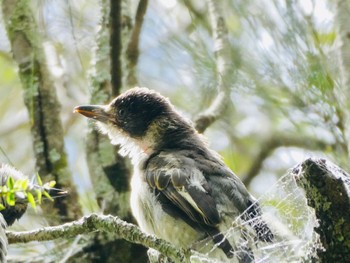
[87,0,130,218]
[2,0,81,222]
[292,158,350,261]
[110,0,123,96]
[84,1,146,261]
[126,0,149,87]
[90,0,112,103]
[195,0,232,133]
[182,0,211,32]
[7,214,189,263]
[242,134,331,186]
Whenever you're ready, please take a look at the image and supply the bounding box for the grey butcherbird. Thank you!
[74,87,273,262]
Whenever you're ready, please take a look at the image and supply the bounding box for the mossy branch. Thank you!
[1,0,81,222]
[86,0,131,218]
[293,158,350,262]
[7,214,190,262]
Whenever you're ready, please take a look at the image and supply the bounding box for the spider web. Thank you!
[190,171,323,263]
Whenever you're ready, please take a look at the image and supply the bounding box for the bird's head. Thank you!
[74,87,194,160]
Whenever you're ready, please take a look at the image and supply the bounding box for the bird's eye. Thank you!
[118,108,126,118]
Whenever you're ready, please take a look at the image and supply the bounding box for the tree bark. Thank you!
[195,0,233,133]
[2,0,82,223]
[82,0,147,261]
[293,158,350,262]
[7,214,189,263]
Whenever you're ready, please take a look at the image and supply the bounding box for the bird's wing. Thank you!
[145,154,221,227]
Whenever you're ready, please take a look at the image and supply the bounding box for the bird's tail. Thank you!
[207,229,235,258]
[207,228,256,262]
[253,218,274,242]
[244,201,274,242]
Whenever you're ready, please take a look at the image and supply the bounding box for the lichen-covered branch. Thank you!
[87,0,132,220]
[2,0,81,222]
[195,0,232,133]
[292,158,350,262]
[126,0,149,87]
[85,1,146,261]
[243,134,332,186]
[7,214,189,262]
[334,0,350,156]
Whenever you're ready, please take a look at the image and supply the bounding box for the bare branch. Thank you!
[243,135,331,186]
[2,0,81,222]
[195,0,232,133]
[126,0,149,87]
[7,214,189,263]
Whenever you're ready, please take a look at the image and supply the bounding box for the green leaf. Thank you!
[37,174,43,186]
[48,180,56,188]
[13,179,22,190]
[0,204,5,211]
[35,189,42,205]
[27,192,36,210]
[21,179,28,191]
[7,176,14,190]
[6,192,15,206]
[43,190,53,202]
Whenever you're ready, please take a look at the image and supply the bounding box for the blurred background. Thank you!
[0,0,347,261]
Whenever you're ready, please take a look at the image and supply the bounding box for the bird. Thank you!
[0,163,68,262]
[74,87,273,262]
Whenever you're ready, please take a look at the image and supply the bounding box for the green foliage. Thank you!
[0,175,57,211]
[27,192,36,209]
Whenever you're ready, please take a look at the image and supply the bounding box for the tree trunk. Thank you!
[2,0,82,223]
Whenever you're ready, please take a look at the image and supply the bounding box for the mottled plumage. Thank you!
[75,87,273,262]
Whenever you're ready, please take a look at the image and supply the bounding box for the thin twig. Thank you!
[66,0,85,70]
[243,134,331,186]
[195,0,232,133]
[7,214,189,262]
[0,146,14,167]
[182,0,211,32]
[126,0,149,87]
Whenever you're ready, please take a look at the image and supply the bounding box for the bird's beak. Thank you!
[74,105,112,123]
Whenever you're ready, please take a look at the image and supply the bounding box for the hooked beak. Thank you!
[74,105,112,123]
